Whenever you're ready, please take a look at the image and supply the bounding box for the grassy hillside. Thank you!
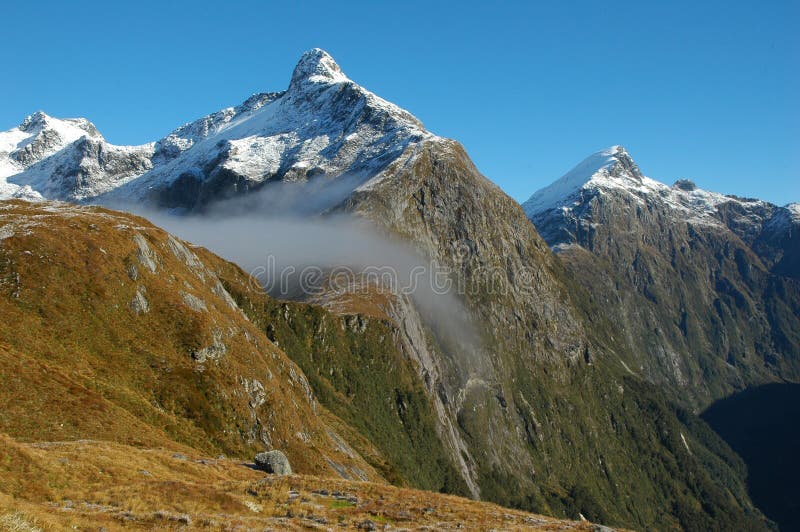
[0,200,378,479]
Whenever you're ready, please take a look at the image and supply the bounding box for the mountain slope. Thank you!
[0,199,382,480]
[0,112,153,201]
[1,197,768,529]
[524,146,800,407]
[190,247,472,495]
[341,137,770,530]
[0,198,483,502]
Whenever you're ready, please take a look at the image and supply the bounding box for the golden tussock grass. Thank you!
[0,434,607,531]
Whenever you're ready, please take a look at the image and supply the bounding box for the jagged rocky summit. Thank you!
[0,48,434,212]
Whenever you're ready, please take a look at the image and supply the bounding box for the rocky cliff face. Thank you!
[525,146,800,407]
[342,137,770,529]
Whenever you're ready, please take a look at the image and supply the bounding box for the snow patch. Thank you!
[787,203,800,223]
[522,146,628,216]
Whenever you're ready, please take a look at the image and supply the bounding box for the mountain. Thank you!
[0,49,432,211]
[1,197,764,530]
[338,136,770,530]
[0,51,784,529]
[0,111,153,201]
[524,145,800,407]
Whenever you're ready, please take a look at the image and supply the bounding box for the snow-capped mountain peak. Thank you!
[576,145,642,180]
[0,49,438,209]
[18,111,100,137]
[786,203,800,224]
[290,48,348,87]
[522,145,644,217]
[525,145,797,253]
[0,111,108,199]
[2,111,103,170]
[523,145,775,225]
[117,48,434,210]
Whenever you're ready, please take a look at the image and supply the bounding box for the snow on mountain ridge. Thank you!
[0,111,103,176]
[522,145,648,216]
[103,49,434,207]
[152,92,284,164]
[523,145,780,229]
[788,203,800,223]
[11,137,155,201]
[17,111,101,142]
[522,145,799,257]
[0,48,436,207]
[0,111,120,199]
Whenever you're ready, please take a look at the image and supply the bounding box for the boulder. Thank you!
[254,450,292,475]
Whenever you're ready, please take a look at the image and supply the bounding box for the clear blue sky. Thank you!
[1,0,797,204]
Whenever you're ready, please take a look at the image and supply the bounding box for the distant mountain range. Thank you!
[1,49,797,530]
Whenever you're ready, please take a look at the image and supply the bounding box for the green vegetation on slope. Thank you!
[0,199,775,530]
[215,271,469,496]
[703,383,800,531]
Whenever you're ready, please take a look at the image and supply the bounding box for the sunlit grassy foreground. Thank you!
[0,435,605,531]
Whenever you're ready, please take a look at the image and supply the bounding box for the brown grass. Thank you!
[0,434,605,531]
[0,200,380,479]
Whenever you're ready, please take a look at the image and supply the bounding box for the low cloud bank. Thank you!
[106,180,484,373]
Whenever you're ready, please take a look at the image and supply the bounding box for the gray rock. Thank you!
[133,233,158,273]
[191,328,227,363]
[181,290,207,312]
[129,287,149,314]
[254,450,292,475]
[673,178,697,191]
[212,281,239,310]
[166,235,204,270]
[126,262,139,281]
